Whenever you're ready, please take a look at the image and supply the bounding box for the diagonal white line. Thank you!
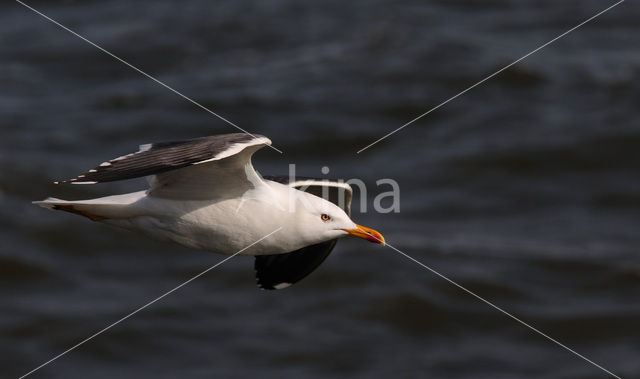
[19,227,283,379]
[357,0,625,154]
[353,226,620,378]
[15,0,283,154]
[387,244,621,378]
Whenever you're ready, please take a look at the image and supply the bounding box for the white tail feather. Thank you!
[32,191,147,221]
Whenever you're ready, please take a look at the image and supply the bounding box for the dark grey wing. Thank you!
[255,240,337,290]
[56,133,269,184]
[255,176,353,290]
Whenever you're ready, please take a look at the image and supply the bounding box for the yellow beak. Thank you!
[343,224,385,245]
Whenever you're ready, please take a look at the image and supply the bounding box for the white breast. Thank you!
[112,182,316,256]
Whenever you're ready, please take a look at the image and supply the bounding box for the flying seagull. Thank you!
[34,133,384,290]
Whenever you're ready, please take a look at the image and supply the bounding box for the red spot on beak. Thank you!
[342,224,385,245]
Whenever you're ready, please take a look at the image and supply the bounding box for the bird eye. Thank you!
[321,214,331,222]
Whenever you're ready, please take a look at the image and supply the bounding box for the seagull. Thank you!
[34,133,384,290]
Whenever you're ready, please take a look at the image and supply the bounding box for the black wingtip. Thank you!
[256,278,293,290]
[53,177,97,185]
[253,240,337,291]
[54,178,73,185]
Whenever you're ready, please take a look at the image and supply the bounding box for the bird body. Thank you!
[34,134,384,289]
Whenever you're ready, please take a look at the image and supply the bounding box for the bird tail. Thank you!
[33,192,145,222]
[33,198,111,221]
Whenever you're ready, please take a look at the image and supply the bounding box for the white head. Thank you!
[290,189,385,247]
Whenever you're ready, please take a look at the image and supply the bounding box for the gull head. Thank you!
[291,190,385,246]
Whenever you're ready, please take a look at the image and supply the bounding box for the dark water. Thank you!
[2,0,639,378]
